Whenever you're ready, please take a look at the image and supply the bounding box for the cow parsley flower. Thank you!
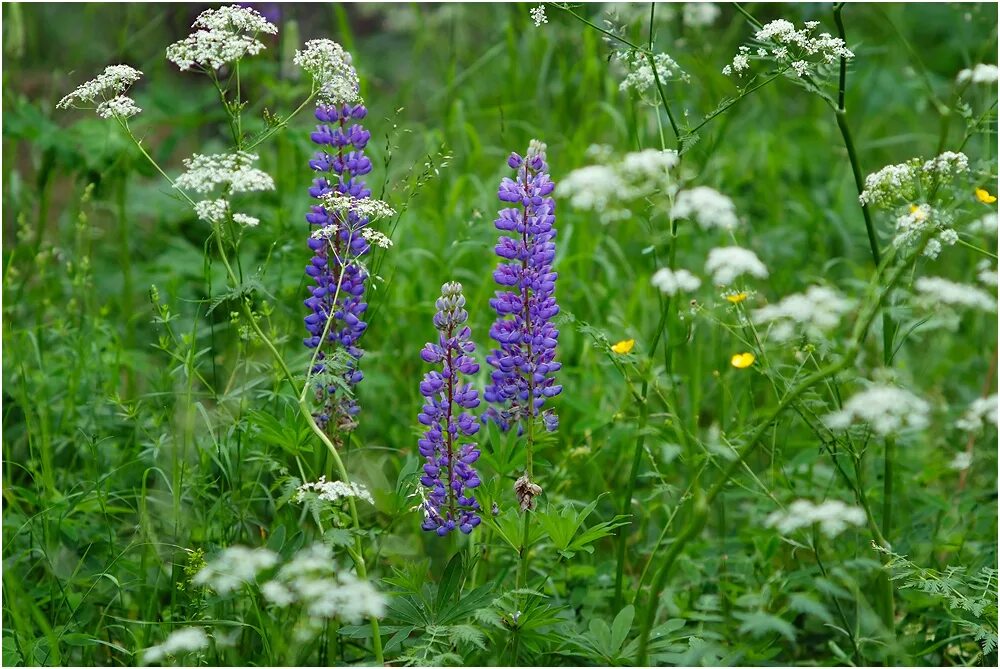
[166,5,276,72]
[753,286,855,342]
[977,260,998,287]
[724,19,852,78]
[295,475,374,505]
[892,204,957,259]
[619,51,690,94]
[57,64,143,114]
[824,384,931,436]
[530,5,547,26]
[969,212,999,235]
[418,282,483,536]
[294,39,362,106]
[859,152,969,207]
[957,63,999,85]
[914,276,996,312]
[672,186,740,230]
[651,267,701,295]
[192,5,278,34]
[765,499,866,538]
[559,148,678,223]
[175,152,275,194]
[193,545,278,594]
[141,627,209,665]
[948,451,973,471]
[705,246,769,285]
[683,2,720,28]
[956,395,999,432]
[261,544,386,635]
[485,142,561,433]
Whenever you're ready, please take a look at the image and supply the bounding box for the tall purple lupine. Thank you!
[418,282,483,535]
[303,102,373,433]
[484,141,561,436]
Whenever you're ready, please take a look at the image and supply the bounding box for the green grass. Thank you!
[2,2,998,666]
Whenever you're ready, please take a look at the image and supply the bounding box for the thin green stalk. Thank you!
[832,4,897,642]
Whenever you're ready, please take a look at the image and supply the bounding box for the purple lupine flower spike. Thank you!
[485,140,561,433]
[303,100,373,433]
[418,282,483,535]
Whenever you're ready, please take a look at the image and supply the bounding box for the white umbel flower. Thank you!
[948,451,973,471]
[956,394,998,432]
[96,95,142,119]
[559,149,678,223]
[957,63,999,85]
[824,384,931,436]
[530,5,547,27]
[319,192,396,221]
[672,186,740,230]
[651,267,701,295]
[619,51,690,94]
[859,152,969,207]
[57,64,143,110]
[192,5,277,34]
[725,19,852,78]
[232,212,260,227]
[705,246,769,285]
[141,627,209,665]
[295,475,374,505]
[914,276,996,312]
[194,198,230,224]
[765,499,866,538]
[192,546,278,594]
[294,39,361,106]
[175,152,275,194]
[752,285,855,342]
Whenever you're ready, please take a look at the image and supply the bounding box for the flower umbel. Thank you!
[418,282,483,535]
[485,141,561,432]
[57,64,143,117]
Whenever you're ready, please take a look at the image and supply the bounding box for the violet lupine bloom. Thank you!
[484,140,561,432]
[418,282,483,535]
[303,102,373,432]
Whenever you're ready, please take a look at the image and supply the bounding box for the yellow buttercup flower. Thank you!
[975,188,997,204]
[730,352,755,369]
[611,339,635,354]
[725,291,748,304]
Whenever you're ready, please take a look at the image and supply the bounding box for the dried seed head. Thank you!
[514,475,542,511]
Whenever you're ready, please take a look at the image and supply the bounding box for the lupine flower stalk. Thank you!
[418,282,483,535]
[303,96,373,433]
[485,140,561,438]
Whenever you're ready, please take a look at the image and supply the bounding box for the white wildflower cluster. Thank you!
[913,276,996,312]
[294,39,361,107]
[956,395,999,432]
[310,224,340,241]
[361,228,393,249]
[977,260,998,287]
[141,627,210,665]
[261,543,386,640]
[858,152,969,207]
[765,499,866,538]
[682,2,720,28]
[948,451,973,471]
[175,152,275,194]
[96,95,142,119]
[232,212,259,227]
[57,65,143,118]
[194,198,229,224]
[558,148,678,223]
[295,476,374,505]
[752,285,855,343]
[651,267,701,296]
[530,5,547,27]
[723,19,853,78]
[892,204,957,260]
[319,192,396,221]
[193,545,278,594]
[166,5,276,72]
[618,51,690,95]
[705,246,769,286]
[672,186,740,231]
[957,63,999,85]
[969,212,999,236]
[824,384,930,436]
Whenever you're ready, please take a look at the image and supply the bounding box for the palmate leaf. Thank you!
[535,497,629,559]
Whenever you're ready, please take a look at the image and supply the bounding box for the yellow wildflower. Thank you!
[730,352,755,369]
[725,291,748,304]
[611,339,635,354]
[975,188,997,204]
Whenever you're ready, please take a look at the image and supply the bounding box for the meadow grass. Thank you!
[2,2,998,666]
